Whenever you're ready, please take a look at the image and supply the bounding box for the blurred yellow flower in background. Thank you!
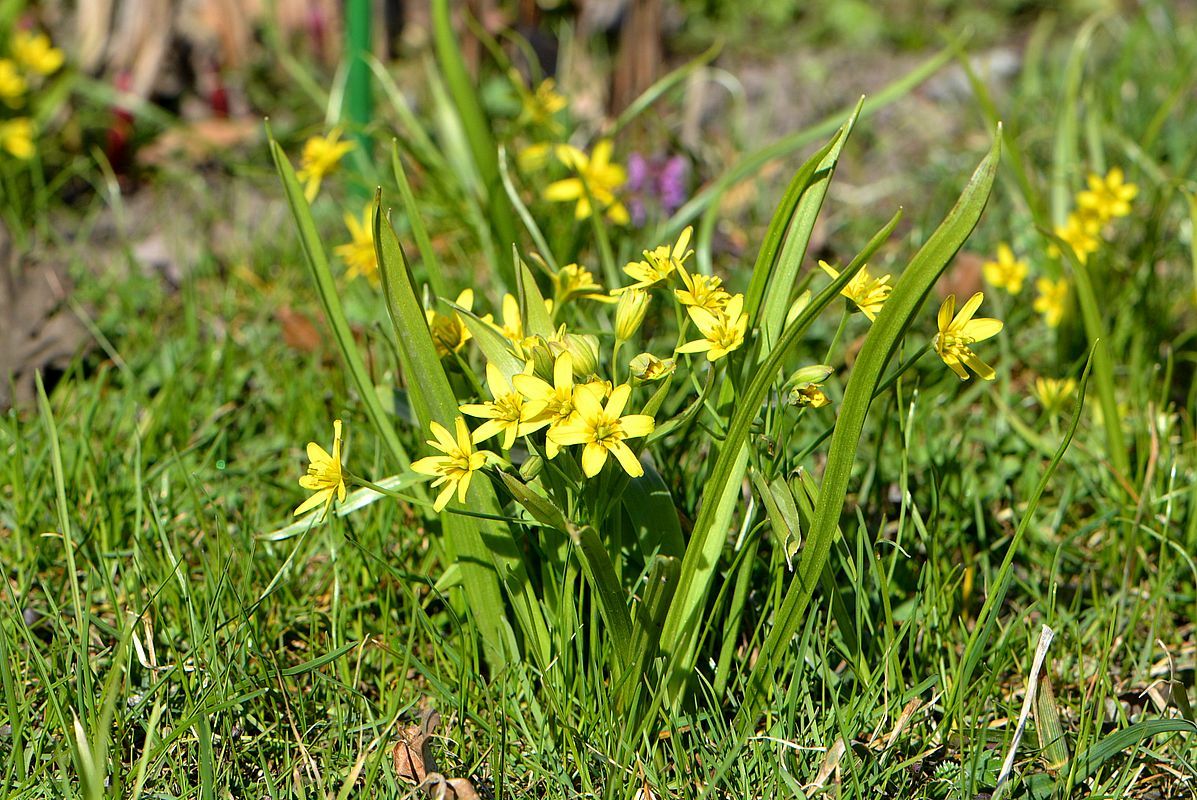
[1033,377,1077,414]
[1076,168,1137,222]
[0,59,26,106]
[0,117,34,159]
[544,140,628,224]
[982,244,1028,294]
[1052,213,1100,263]
[333,204,378,285]
[297,129,354,202]
[553,263,612,305]
[12,30,64,76]
[933,293,1003,381]
[1033,277,1069,328]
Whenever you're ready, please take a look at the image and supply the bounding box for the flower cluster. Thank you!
[1,28,64,160]
[982,168,1137,329]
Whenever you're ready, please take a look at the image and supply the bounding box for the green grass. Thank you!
[3,3,1197,798]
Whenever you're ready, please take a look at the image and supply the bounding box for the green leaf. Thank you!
[622,462,685,560]
[750,469,801,567]
[1070,719,1196,783]
[737,130,1002,730]
[373,192,551,669]
[514,246,555,339]
[431,0,519,287]
[449,300,525,381]
[269,140,411,472]
[657,209,903,702]
[758,99,863,348]
[570,524,634,664]
[391,140,449,299]
[497,471,569,531]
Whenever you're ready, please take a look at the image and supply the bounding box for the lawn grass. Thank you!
[2,3,1196,798]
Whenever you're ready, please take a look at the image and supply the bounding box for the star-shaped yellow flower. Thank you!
[819,260,892,321]
[412,417,495,512]
[932,293,1003,381]
[460,362,549,449]
[548,383,655,478]
[621,226,693,292]
[544,140,628,224]
[512,351,604,458]
[982,244,1028,294]
[294,420,347,517]
[333,204,378,285]
[553,263,613,305]
[296,129,354,202]
[675,259,729,314]
[1076,167,1137,222]
[516,76,567,134]
[1033,277,1069,328]
[676,293,748,362]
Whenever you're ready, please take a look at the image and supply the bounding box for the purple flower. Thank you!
[623,151,690,227]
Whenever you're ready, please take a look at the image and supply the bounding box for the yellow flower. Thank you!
[517,76,567,133]
[614,288,650,342]
[0,59,27,107]
[628,353,676,382]
[819,260,892,321]
[0,117,34,159]
[676,293,748,362]
[553,263,613,305]
[412,417,495,512]
[294,419,347,517]
[12,31,64,76]
[982,244,1028,294]
[544,140,629,224]
[333,204,378,285]
[621,226,692,292]
[787,364,834,409]
[511,351,603,458]
[1033,277,1069,328]
[675,262,729,314]
[296,129,354,202]
[932,293,1003,381]
[495,293,554,351]
[1076,167,1137,222]
[1051,212,1100,264]
[460,362,549,450]
[427,290,485,358]
[1033,377,1077,414]
[548,383,655,478]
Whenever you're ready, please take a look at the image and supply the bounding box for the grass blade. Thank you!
[269,139,411,471]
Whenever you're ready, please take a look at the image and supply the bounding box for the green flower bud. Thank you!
[614,288,650,342]
[562,333,600,378]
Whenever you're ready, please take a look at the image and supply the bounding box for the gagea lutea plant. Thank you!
[272,92,1003,736]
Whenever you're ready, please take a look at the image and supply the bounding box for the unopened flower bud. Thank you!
[785,289,813,328]
[558,334,597,378]
[614,289,650,342]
